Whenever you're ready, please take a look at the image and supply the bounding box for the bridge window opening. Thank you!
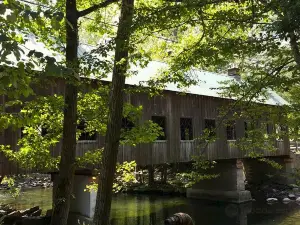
[180,118,193,140]
[40,126,48,136]
[152,116,167,140]
[275,124,286,140]
[260,122,272,137]
[266,124,272,135]
[204,119,216,138]
[20,127,25,138]
[244,122,248,138]
[20,126,48,138]
[244,121,255,138]
[78,120,96,141]
[121,117,134,131]
[226,120,236,140]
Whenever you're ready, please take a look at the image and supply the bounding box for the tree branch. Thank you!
[78,0,119,18]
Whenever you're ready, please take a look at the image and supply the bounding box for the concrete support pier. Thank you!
[70,175,96,218]
[51,170,96,218]
[187,159,252,203]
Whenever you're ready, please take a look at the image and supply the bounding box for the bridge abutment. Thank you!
[187,159,252,203]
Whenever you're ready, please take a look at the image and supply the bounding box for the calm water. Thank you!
[2,188,300,225]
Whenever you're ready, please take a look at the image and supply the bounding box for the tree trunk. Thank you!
[289,31,300,67]
[148,165,154,185]
[50,0,78,225]
[93,0,134,225]
[161,165,167,184]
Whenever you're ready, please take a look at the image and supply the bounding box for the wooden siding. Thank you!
[0,79,291,174]
[74,139,289,166]
[76,141,100,157]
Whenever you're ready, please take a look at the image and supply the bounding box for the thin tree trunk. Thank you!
[289,31,300,67]
[148,165,154,185]
[93,0,134,224]
[50,0,78,224]
[161,165,167,184]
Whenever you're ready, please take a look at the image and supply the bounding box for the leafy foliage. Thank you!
[86,161,137,193]
[174,156,219,188]
[0,84,162,170]
[0,176,21,198]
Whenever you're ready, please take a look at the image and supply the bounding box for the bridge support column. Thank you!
[283,157,295,184]
[187,159,252,203]
[51,171,96,218]
[69,175,96,218]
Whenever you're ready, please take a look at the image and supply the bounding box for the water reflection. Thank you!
[72,195,300,225]
[2,188,300,225]
[0,188,52,212]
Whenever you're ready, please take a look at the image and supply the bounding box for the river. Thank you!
[1,188,300,225]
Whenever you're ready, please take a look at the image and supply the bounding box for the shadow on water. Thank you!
[2,188,300,225]
[70,195,300,225]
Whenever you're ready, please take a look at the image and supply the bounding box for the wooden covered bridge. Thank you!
[0,62,289,172]
[0,61,291,208]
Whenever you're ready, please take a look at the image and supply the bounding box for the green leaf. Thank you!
[6,13,17,23]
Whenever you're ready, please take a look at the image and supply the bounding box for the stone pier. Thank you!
[187,159,252,203]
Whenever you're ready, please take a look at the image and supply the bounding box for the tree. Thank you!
[49,0,80,224]
[1,0,119,224]
[93,0,134,224]
[50,0,123,224]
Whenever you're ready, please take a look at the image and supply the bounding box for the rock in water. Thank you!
[266,198,278,203]
[45,209,52,217]
[282,198,291,204]
[0,209,7,217]
[288,194,296,200]
[165,213,194,225]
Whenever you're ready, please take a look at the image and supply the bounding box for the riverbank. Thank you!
[3,188,300,225]
[125,183,186,196]
[0,174,52,191]
[247,181,300,202]
[2,173,300,203]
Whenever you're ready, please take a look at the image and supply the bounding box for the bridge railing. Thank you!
[290,141,300,153]
[72,139,289,165]
[179,139,288,162]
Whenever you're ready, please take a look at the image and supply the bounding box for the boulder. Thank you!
[296,197,300,203]
[288,194,296,200]
[0,209,7,216]
[266,198,278,203]
[282,198,291,204]
[45,209,52,217]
